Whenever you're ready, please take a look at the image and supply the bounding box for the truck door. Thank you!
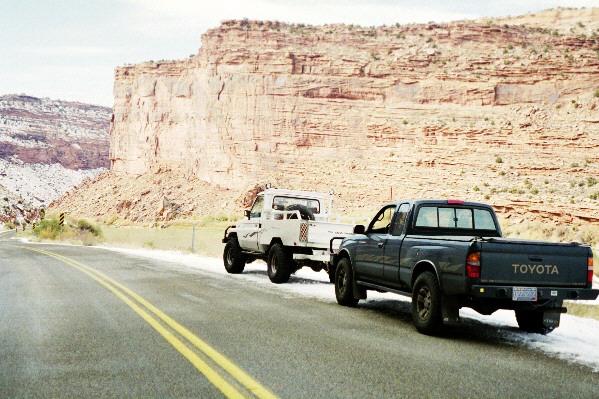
[236,195,264,251]
[383,203,410,288]
[355,205,396,283]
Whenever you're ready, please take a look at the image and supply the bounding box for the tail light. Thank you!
[466,252,481,279]
[589,257,594,284]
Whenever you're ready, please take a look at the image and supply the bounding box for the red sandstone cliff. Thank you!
[54,9,599,224]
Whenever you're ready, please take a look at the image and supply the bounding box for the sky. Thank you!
[1,0,597,107]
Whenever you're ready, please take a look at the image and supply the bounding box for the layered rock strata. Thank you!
[66,10,599,223]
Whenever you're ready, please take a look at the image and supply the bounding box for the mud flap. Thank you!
[353,279,368,300]
[441,294,460,326]
[542,309,562,330]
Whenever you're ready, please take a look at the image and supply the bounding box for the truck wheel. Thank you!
[335,258,359,307]
[515,310,554,335]
[267,243,292,284]
[223,239,246,274]
[412,272,443,335]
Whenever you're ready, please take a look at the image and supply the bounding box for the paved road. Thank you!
[1,238,598,398]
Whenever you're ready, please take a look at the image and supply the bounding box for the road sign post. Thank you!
[191,223,196,254]
[59,213,65,240]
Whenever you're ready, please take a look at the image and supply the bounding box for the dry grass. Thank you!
[564,302,599,321]
[101,223,229,258]
[501,220,599,247]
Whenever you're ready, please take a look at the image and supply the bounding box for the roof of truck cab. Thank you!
[258,189,332,198]
[388,199,495,209]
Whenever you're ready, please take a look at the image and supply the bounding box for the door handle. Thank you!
[377,242,384,248]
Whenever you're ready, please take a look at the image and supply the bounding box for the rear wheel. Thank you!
[335,258,359,307]
[412,272,443,335]
[223,239,246,274]
[515,310,554,335]
[267,243,292,284]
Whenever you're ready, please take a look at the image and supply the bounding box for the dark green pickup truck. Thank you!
[330,200,598,335]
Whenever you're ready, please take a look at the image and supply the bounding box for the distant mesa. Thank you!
[0,94,111,209]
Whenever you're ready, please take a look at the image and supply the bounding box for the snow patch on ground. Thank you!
[102,246,599,373]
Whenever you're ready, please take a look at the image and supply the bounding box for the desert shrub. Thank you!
[32,217,103,245]
[34,219,62,240]
[76,219,102,237]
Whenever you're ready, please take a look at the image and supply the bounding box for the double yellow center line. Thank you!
[19,245,279,399]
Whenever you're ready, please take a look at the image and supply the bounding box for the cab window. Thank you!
[249,196,264,218]
[390,203,410,236]
[272,196,320,214]
[369,205,396,234]
[415,205,497,232]
[474,209,496,230]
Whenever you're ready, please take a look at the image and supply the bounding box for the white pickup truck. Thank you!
[222,188,361,283]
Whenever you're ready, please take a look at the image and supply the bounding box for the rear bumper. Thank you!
[471,285,599,301]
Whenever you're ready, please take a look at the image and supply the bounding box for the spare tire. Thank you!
[285,204,315,220]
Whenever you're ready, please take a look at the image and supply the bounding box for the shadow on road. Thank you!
[244,270,332,286]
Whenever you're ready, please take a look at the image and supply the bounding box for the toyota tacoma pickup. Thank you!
[223,188,365,283]
[330,199,598,335]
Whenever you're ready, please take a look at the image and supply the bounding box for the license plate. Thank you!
[512,287,537,302]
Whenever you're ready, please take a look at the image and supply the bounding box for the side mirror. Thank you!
[244,210,251,219]
[353,225,366,234]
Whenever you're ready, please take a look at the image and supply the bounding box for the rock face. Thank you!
[63,9,599,223]
[0,95,110,207]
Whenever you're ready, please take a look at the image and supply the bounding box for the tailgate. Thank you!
[307,222,354,249]
[480,239,589,287]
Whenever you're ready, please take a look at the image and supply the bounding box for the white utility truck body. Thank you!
[222,189,362,283]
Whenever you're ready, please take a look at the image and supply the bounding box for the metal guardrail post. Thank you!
[191,223,196,254]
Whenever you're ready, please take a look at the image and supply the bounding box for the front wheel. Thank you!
[267,243,292,284]
[412,272,443,335]
[335,258,359,307]
[223,239,246,274]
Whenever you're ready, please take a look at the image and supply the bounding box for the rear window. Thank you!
[415,206,496,231]
[272,196,321,214]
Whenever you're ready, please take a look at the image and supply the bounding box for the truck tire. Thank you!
[515,310,554,335]
[335,258,359,307]
[267,243,292,284]
[223,239,246,274]
[412,272,443,335]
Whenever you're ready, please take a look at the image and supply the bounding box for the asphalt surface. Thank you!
[1,235,598,398]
